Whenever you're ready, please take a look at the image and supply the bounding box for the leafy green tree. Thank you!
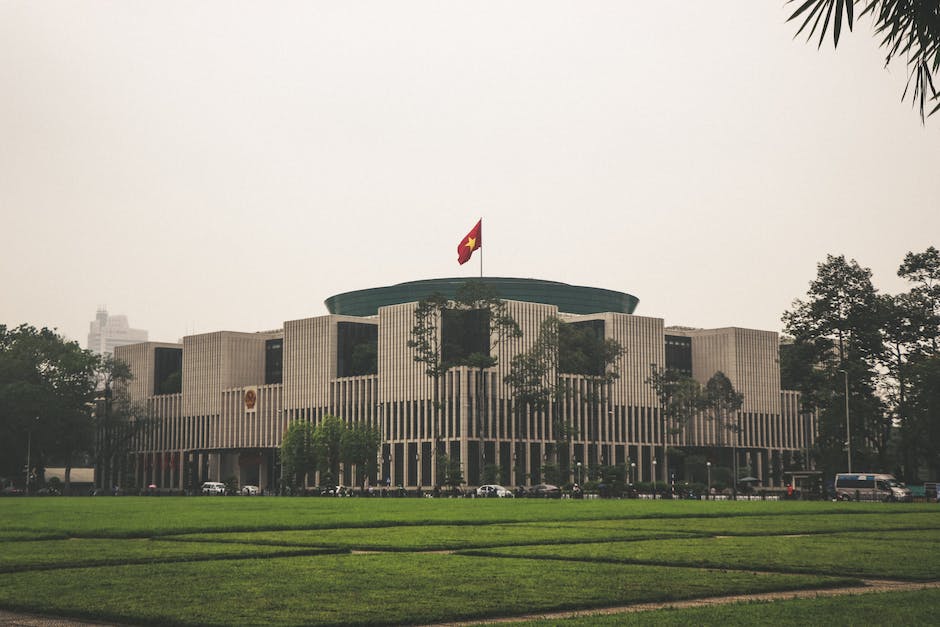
[646,364,705,484]
[95,355,152,493]
[340,422,381,490]
[0,325,101,490]
[787,0,940,121]
[280,421,316,492]
[783,254,888,474]
[703,372,745,492]
[506,316,622,481]
[312,415,345,487]
[559,322,624,469]
[442,453,464,493]
[408,281,521,485]
[890,246,940,478]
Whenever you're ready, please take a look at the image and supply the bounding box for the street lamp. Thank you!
[576,461,582,485]
[652,458,658,498]
[706,461,712,500]
[25,416,38,496]
[630,461,636,486]
[840,369,851,473]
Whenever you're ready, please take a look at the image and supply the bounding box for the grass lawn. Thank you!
[0,553,856,626]
[0,538,341,572]
[503,588,940,626]
[462,530,940,580]
[167,522,695,550]
[0,497,935,625]
[1,497,934,538]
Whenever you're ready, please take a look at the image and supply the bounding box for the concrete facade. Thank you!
[113,279,816,493]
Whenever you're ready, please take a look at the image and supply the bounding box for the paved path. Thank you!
[425,579,940,626]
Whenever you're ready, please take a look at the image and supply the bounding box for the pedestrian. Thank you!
[787,483,794,499]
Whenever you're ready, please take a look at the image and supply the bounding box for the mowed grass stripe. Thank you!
[500,587,940,626]
[0,538,345,573]
[462,531,940,580]
[0,553,858,626]
[1,498,935,540]
[539,511,940,536]
[165,524,697,551]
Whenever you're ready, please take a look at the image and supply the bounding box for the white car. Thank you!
[476,484,513,498]
[241,485,260,496]
[201,481,226,496]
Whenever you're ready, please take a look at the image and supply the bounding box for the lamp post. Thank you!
[706,461,711,500]
[576,461,582,486]
[630,462,636,486]
[840,369,851,473]
[25,416,38,496]
[652,458,658,498]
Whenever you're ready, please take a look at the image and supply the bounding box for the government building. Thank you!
[112,278,816,492]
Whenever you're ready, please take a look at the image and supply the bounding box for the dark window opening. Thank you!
[558,320,607,376]
[265,339,283,385]
[337,322,378,377]
[441,308,490,368]
[664,335,693,376]
[153,347,182,395]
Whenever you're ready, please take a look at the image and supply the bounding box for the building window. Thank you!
[265,339,283,385]
[153,347,182,395]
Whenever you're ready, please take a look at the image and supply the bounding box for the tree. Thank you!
[782,254,888,474]
[559,321,624,470]
[440,453,464,493]
[408,281,522,485]
[703,372,745,492]
[312,415,345,488]
[506,316,623,482]
[340,422,381,490]
[787,0,940,121]
[646,364,705,483]
[95,355,152,493]
[0,325,101,490]
[890,246,940,478]
[280,421,316,493]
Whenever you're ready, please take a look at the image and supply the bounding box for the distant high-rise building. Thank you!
[86,308,148,356]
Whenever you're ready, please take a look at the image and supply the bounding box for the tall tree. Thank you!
[646,364,705,480]
[891,246,940,478]
[453,281,522,484]
[783,254,888,474]
[408,281,521,485]
[506,316,622,481]
[787,0,940,121]
[312,415,345,488]
[279,421,316,493]
[95,355,152,493]
[703,372,745,491]
[0,325,101,489]
[340,422,381,490]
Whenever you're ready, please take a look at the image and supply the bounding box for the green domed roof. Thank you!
[325,277,638,317]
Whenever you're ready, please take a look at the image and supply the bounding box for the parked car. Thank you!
[476,484,513,498]
[527,484,562,499]
[241,485,260,496]
[0,484,24,497]
[201,481,226,496]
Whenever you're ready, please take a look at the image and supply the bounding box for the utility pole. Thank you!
[840,369,851,473]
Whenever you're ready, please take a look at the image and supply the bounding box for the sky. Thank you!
[2,2,938,347]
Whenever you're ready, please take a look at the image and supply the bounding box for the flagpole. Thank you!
[479,217,483,279]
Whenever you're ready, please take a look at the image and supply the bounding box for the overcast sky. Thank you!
[2,2,938,347]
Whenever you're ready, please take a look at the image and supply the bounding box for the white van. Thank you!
[834,473,911,502]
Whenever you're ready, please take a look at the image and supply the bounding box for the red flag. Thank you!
[457,219,482,265]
